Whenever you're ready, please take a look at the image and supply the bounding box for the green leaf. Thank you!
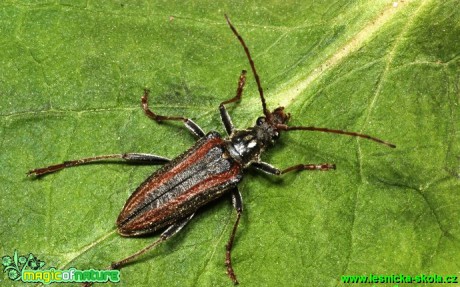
[1,1,459,286]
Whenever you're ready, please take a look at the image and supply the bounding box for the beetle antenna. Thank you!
[277,125,396,148]
[225,14,270,118]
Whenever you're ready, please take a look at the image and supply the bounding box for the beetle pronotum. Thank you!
[28,15,395,285]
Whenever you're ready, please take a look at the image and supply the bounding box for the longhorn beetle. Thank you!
[28,15,396,285]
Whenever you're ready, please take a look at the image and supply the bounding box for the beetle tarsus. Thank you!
[281,163,336,174]
[142,90,206,137]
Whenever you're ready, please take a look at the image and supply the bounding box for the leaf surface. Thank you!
[1,1,459,286]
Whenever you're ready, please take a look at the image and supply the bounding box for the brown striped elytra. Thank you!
[28,15,395,285]
[116,132,243,237]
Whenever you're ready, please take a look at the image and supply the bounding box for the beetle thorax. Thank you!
[226,125,276,166]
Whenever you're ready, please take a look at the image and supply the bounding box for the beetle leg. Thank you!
[219,70,247,135]
[280,163,336,173]
[27,153,171,177]
[111,213,195,271]
[226,188,243,285]
[142,89,205,138]
[251,161,336,175]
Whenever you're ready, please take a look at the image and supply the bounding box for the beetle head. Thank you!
[254,107,291,143]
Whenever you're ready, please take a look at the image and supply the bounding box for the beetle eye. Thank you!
[256,117,265,125]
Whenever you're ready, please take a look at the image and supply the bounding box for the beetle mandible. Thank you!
[28,15,395,285]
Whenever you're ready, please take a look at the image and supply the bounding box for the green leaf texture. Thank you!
[1,1,459,286]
